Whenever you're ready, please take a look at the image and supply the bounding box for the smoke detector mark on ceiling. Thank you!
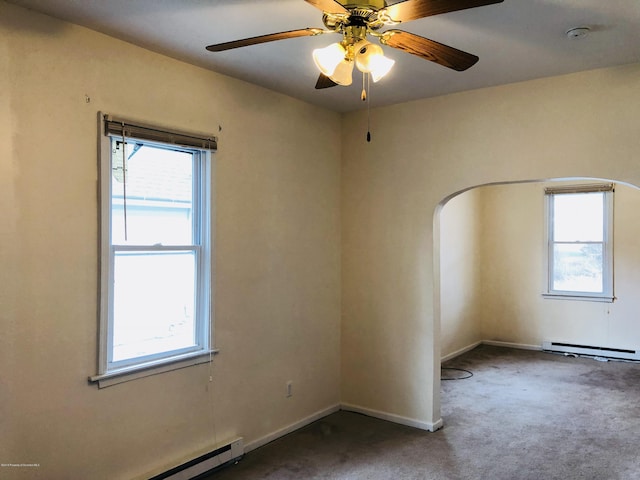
[566,27,591,39]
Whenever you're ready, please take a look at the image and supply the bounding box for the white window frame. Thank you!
[543,183,614,303]
[91,113,217,388]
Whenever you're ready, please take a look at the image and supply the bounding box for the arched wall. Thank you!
[341,63,640,429]
[437,179,640,363]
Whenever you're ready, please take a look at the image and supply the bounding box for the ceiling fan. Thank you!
[206,0,504,90]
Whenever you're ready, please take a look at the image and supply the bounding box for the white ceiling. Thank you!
[8,0,640,112]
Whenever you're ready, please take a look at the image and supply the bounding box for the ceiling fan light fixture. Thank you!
[369,55,395,82]
[354,42,394,82]
[207,0,506,95]
[354,42,381,73]
[329,59,354,86]
[312,42,346,76]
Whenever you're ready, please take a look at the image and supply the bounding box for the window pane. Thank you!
[552,243,603,293]
[553,193,603,242]
[112,251,196,362]
[111,139,194,245]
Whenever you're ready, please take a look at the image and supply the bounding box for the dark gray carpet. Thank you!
[204,346,640,479]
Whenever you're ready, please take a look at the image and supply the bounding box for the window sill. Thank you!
[89,349,219,388]
[542,293,614,303]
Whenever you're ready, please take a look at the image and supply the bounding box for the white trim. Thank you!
[95,113,215,383]
[544,187,614,299]
[206,152,216,370]
[542,293,614,303]
[244,404,341,453]
[98,112,112,376]
[89,349,219,388]
[241,340,544,455]
[481,340,542,351]
[441,341,482,362]
[441,340,542,362]
[340,404,443,433]
[245,402,445,455]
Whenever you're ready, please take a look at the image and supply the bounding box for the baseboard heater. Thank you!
[542,341,640,361]
[149,438,243,480]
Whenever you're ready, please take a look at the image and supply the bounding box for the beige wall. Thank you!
[1,3,341,479]
[439,188,483,359]
[4,1,640,477]
[342,62,640,428]
[439,181,640,358]
[478,181,640,349]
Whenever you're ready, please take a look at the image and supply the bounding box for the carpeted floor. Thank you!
[204,345,640,479]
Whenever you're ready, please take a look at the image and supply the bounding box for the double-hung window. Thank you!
[544,183,614,302]
[92,114,217,387]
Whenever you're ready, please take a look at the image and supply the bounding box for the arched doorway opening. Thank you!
[433,177,640,422]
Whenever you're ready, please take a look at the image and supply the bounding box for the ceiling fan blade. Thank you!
[383,0,504,23]
[315,73,339,89]
[304,0,349,15]
[381,30,478,71]
[206,28,324,52]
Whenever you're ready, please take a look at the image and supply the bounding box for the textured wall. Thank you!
[479,181,640,349]
[342,62,640,428]
[3,1,640,477]
[1,3,341,479]
[439,188,483,358]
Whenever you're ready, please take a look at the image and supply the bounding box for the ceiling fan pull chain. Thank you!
[366,73,371,142]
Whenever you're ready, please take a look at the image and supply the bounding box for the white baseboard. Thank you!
[441,341,482,362]
[244,404,340,453]
[340,403,443,433]
[245,402,441,456]
[244,341,541,455]
[481,340,542,351]
[441,339,541,362]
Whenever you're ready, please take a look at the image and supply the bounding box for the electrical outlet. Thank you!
[286,381,293,398]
